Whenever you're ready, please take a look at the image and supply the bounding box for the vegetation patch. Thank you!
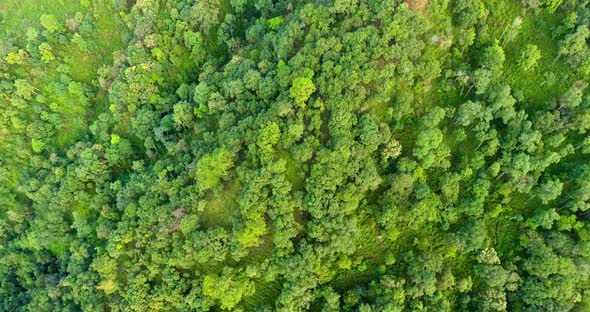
[1,0,590,311]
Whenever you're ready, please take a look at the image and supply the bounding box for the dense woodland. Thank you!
[1,0,590,310]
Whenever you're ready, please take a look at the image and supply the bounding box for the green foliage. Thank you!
[110,134,120,145]
[196,148,235,190]
[5,51,25,64]
[2,0,590,311]
[558,25,590,62]
[38,42,55,63]
[203,268,255,310]
[452,0,485,27]
[39,14,59,33]
[290,77,316,108]
[542,0,564,13]
[519,44,541,71]
[14,79,35,100]
[191,0,223,34]
[268,16,284,30]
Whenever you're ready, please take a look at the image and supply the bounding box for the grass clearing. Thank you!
[200,180,241,229]
[1,0,128,148]
[484,0,574,105]
[0,0,82,40]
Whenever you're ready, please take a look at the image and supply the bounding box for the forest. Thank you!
[1,0,590,311]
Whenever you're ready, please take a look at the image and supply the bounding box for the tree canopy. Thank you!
[1,0,590,311]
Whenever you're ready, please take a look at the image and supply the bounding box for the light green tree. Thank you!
[290,77,316,108]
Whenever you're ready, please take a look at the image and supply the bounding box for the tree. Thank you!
[191,0,223,34]
[290,77,316,108]
[257,122,281,149]
[559,81,587,110]
[14,79,35,100]
[5,50,26,64]
[536,178,563,204]
[382,138,402,163]
[542,0,563,13]
[518,44,541,71]
[357,114,383,152]
[173,101,194,128]
[38,43,55,63]
[527,208,560,229]
[452,0,485,28]
[196,147,235,190]
[268,16,284,30]
[422,106,446,128]
[110,134,120,145]
[230,0,247,13]
[40,14,59,33]
[554,25,589,65]
[456,101,483,126]
[413,128,449,168]
[501,16,522,44]
[481,43,505,73]
[202,268,255,310]
[518,232,581,311]
[568,165,590,212]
